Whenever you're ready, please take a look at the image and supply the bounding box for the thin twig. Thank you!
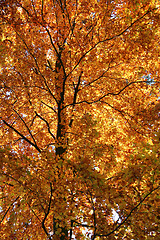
[42,183,53,240]
[0,196,19,224]
[96,185,160,237]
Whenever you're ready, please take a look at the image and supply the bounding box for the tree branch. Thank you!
[41,101,57,114]
[0,118,41,152]
[68,9,154,76]
[96,185,160,237]
[88,191,97,240]
[45,27,67,79]
[13,108,37,146]
[15,31,58,104]
[42,183,53,240]
[0,196,19,224]
[35,112,56,140]
[64,80,151,108]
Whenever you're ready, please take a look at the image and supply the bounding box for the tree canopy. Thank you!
[0,0,160,239]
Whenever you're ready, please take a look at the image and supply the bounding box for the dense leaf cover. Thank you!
[0,0,160,239]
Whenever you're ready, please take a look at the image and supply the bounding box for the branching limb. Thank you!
[69,71,83,127]
[82,62,112,89]
[45,27,67,79]
[68,9,155,76]
[64,80,153,109]
[0,118,41,153]
[13,108,37,146]
[15,31,58,104]
[35,112,56,140]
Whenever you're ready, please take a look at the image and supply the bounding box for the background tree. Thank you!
[0,0,159,239]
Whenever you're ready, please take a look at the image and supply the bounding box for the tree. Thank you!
[0,0,159,239]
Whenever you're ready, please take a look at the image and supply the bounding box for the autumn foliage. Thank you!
[0,0,160,239]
